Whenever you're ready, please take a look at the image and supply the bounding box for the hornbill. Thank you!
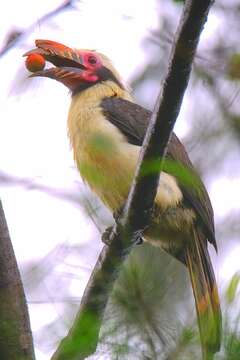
[24,40,222,358]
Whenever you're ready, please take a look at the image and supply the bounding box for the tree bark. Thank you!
[0,201,35,360]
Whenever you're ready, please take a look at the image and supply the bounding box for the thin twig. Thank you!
[51,1,215,359]
[0,0,76,57]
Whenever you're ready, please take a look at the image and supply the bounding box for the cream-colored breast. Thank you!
[67,82,183,212]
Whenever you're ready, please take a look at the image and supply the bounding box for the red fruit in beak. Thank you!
[25,53,46,73]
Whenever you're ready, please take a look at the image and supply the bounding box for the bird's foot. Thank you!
[113,206,143,244]
[135,237,143,245]
[102,226,114,246]
[102,226,143,246]
[133,231,143,245]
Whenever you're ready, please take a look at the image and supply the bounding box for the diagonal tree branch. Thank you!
[51,1,215,359]
[0,200,35,360]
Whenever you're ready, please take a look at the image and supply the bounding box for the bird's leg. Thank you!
[102,226,114,246]
[112,206,123,221]
[102,206,144,246]
[101,206,124,246]
[114,205,144,245]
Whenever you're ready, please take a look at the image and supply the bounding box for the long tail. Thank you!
[185,228,222,360]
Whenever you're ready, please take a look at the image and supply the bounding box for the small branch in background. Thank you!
[0,0,76,57]
[0,200,35,359]
[0,170,82,205]
[0,170,107,232]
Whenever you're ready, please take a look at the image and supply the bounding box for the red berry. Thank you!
[25,53,45,73]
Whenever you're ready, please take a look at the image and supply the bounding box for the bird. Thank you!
[24,39,222,359]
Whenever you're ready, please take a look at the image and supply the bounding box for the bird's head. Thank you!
[23,39,124,95]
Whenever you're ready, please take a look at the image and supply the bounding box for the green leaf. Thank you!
[181,327,196,346]
[224,331,240,359]
[141,158,203,195]
[228,53,240,80]
[226,273,240,304]
[53,310,102,359]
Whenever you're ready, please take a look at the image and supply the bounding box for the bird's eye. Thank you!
[88,55,97,65]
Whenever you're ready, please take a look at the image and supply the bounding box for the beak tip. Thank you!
[28,70,45,78]
[28,73,38,78]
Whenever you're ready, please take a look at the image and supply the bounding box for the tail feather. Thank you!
[185,228,222,359]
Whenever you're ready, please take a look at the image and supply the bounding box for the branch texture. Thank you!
[0,201,35,360]
[52,1,215,359]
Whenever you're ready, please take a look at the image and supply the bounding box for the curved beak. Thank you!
[23,39,86,90]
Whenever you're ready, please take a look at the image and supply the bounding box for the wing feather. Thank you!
[101,97,216,249]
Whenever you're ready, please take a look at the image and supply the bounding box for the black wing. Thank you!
[101,97,216,249]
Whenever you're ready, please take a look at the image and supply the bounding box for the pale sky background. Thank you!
[0,1,239,359]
